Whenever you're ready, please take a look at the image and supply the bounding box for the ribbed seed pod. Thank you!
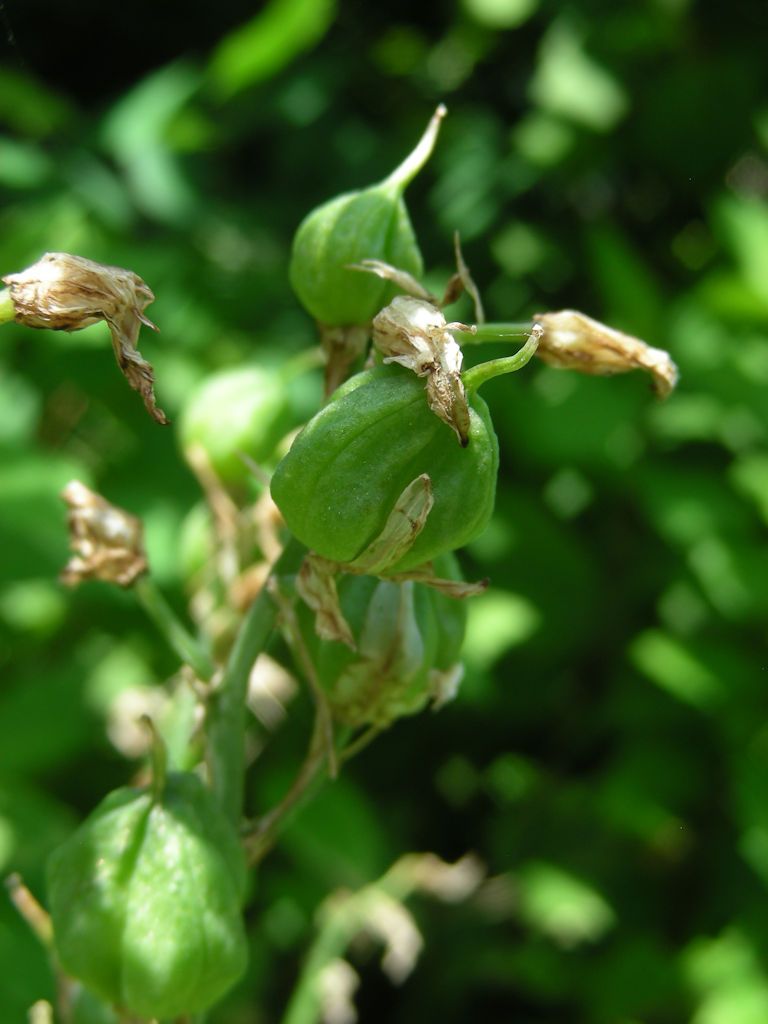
[271,364,498,572]
[47,772,247,1019]
[289,107,444,329]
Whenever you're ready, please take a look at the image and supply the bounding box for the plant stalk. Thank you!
[280,861,420,1024]
[206,538,306,825]
[453,320,536,344]
[463,324,542,392]
[134,576,214,682]
[245,713,330,867]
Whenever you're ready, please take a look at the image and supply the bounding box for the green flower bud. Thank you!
[289,107,445,328]
[47,772,248,1019]
[179,365,290,484]
[271,364,498,572]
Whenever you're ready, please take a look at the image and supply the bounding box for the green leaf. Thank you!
[209,0,337,99]
[529,18,628,131]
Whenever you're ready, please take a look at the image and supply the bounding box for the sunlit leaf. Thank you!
[517,862,615,947]
[529,19,628,130]
[209,0,337,99]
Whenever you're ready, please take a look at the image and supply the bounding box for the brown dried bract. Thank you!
[296,554,355,648]
[442,232,485,323]
[534,309,679,398]
[3,252,167,423]
[60,480,147,587]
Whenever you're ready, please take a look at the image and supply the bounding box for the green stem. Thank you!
[281,898,358,1024]
[463,325,542,392]
[134,576,214,682]
[0,288,16,325]
[245,713,330,867]
[453,320,534,345]
[278,346,326,383]
[382,104,447,193]
[280,862,418,1024]
[244,719,382,867]
[5,874,53,949]
[206,538,306,824]
[142,716,168,801]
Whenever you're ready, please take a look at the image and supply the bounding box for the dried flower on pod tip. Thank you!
[60,481,147,587]
[534,309,679,398]
[270,364,499,573]
[372,296,473,446]
[2,252,167,423]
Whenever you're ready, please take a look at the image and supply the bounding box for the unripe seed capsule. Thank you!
[179,364,291,484]
[297,552,469,726]
[300,574,438,726]
[47,772,247,1019]
[289,107,445,328]
[270,363,498,572]
[429,551,468,671]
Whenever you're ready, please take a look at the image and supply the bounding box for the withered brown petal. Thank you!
[3,252,167,423]
[535,309,679,398]
[372,296,472,445]
[60,480,147,588]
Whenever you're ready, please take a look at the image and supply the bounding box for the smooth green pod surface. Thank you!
[429,551,469,671]
[289,185,423,326]
[271,364,499,572]
[179,364,289,483]
[48,772,247,1019]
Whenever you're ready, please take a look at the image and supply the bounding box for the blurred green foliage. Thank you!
[2,0,768,1021]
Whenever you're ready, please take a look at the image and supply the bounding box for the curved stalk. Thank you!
[243,722,378,868]
[463,324,542,392]
[280,860,420,1024]
[141,715,168,801]
[245,712,330,867]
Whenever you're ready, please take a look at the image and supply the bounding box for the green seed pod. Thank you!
[47,772,247,1019]
[298,552,470,725]
[429,551,468,671]
[178,500,216,583]
[301,574,439,726]
[271,364,498,573]
[70,987,118,1024]
[289,107,444,328]
[179,364,290,483]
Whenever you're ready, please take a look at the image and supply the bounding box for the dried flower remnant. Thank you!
[534,309,679,398]
[2,252,167,423]
[60,481,147,587]
[372,296,474,445]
